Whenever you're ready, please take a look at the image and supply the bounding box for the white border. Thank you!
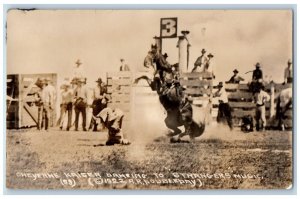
[0,1,299,198]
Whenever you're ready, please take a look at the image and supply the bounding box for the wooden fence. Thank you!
[106,71,292,130]
[106,72,133,129]
[212,82,292,128]
[6,73,57,129]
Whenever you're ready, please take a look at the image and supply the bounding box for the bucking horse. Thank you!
[134,45,205,142]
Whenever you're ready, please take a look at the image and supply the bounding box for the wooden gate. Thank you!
[106,72,133,130]
[6,73,57,129]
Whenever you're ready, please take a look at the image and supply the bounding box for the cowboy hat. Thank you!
[233,69,239,73]
[207,53,214,58]
[71,78,78,84]
[287,59,292,64]
[163,53,168,58]
[255,62,261,68]
[75,59,82,66]
[78,78,85,83]
[217,82,223,87]
[95,78,103,83]
[60,82,71,89]
[201,49,206,53]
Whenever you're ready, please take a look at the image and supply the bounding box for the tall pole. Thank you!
[177,30,190,73]
[154,36,162,54]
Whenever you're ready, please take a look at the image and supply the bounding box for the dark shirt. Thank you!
[252,69,263,80]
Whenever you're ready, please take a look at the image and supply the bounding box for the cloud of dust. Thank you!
[201,122,249,141]
[129,98,168,144]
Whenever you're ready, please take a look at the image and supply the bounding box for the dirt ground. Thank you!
[6,125,293,190]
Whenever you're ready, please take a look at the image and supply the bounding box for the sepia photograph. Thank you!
[5,9,293,190]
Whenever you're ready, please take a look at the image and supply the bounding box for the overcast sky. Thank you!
[6,10,292,84]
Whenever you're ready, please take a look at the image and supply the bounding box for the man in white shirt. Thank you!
[41,78,55,130]
[253,85,270,131]
[214,82,233,130]
[74,78,89,131]
[119,58,130,71]
[58,82,73,131]
[276,87,292,131]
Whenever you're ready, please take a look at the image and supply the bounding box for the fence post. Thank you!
[270,82,275,118]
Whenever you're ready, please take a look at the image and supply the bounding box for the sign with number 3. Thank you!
[160,18,178,38]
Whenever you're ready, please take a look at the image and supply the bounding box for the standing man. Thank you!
[34,78,44,130]
[90,78,110,131]
[213,82,233,130]
[203,53,215,79]
[228,69,245,84]
[192,48,208,72]
[276,87,292,131]
[253,84,270,131]
[119,58,130,71]
[41,78,54,131]
[74,78,88,131]
[284,59,293,84]
[46,78,56,127]
[58,82,73,131]
[252,62,263,81]
[249,62,264,93]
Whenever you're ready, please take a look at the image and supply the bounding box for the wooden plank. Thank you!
[232,110,255,118]
[181,71,213,79]
[107,86,131,94]
[185,88,212,95]
[265,83,292,91]
[224,83,249,90]
[135,92,157,97]
[107,78,132,86]
[228,92,253,100]
[229,102,256,108]
[107,72,132,78]
[23,103,38,124]
[180,79,213,87]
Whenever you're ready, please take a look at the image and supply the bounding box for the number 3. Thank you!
[161,18,177,38]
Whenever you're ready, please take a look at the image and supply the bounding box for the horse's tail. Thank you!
[133,75,151,85]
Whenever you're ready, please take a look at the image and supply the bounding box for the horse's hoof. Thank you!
[170,137,179,143]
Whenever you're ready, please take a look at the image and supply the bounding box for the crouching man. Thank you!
[97,107,130,145]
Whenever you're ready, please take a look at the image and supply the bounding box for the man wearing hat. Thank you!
[149,51,173,85]
[57,82,73,131]
[34,78,44,130]
[192,48,208,72]
[40,78,55,131]
[213,82,233,130]
[253,84,270,131]
[74,78,89,131]
[203,53,215,79]
[119,58,130,71]
[252,62,263,81]
[89,78,111,131]
[228,69,245,84]
[249,63,264,94]
[97,107,130,145]
[284,59,293,84]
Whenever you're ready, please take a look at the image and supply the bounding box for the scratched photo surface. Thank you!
[6,10,293,189]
